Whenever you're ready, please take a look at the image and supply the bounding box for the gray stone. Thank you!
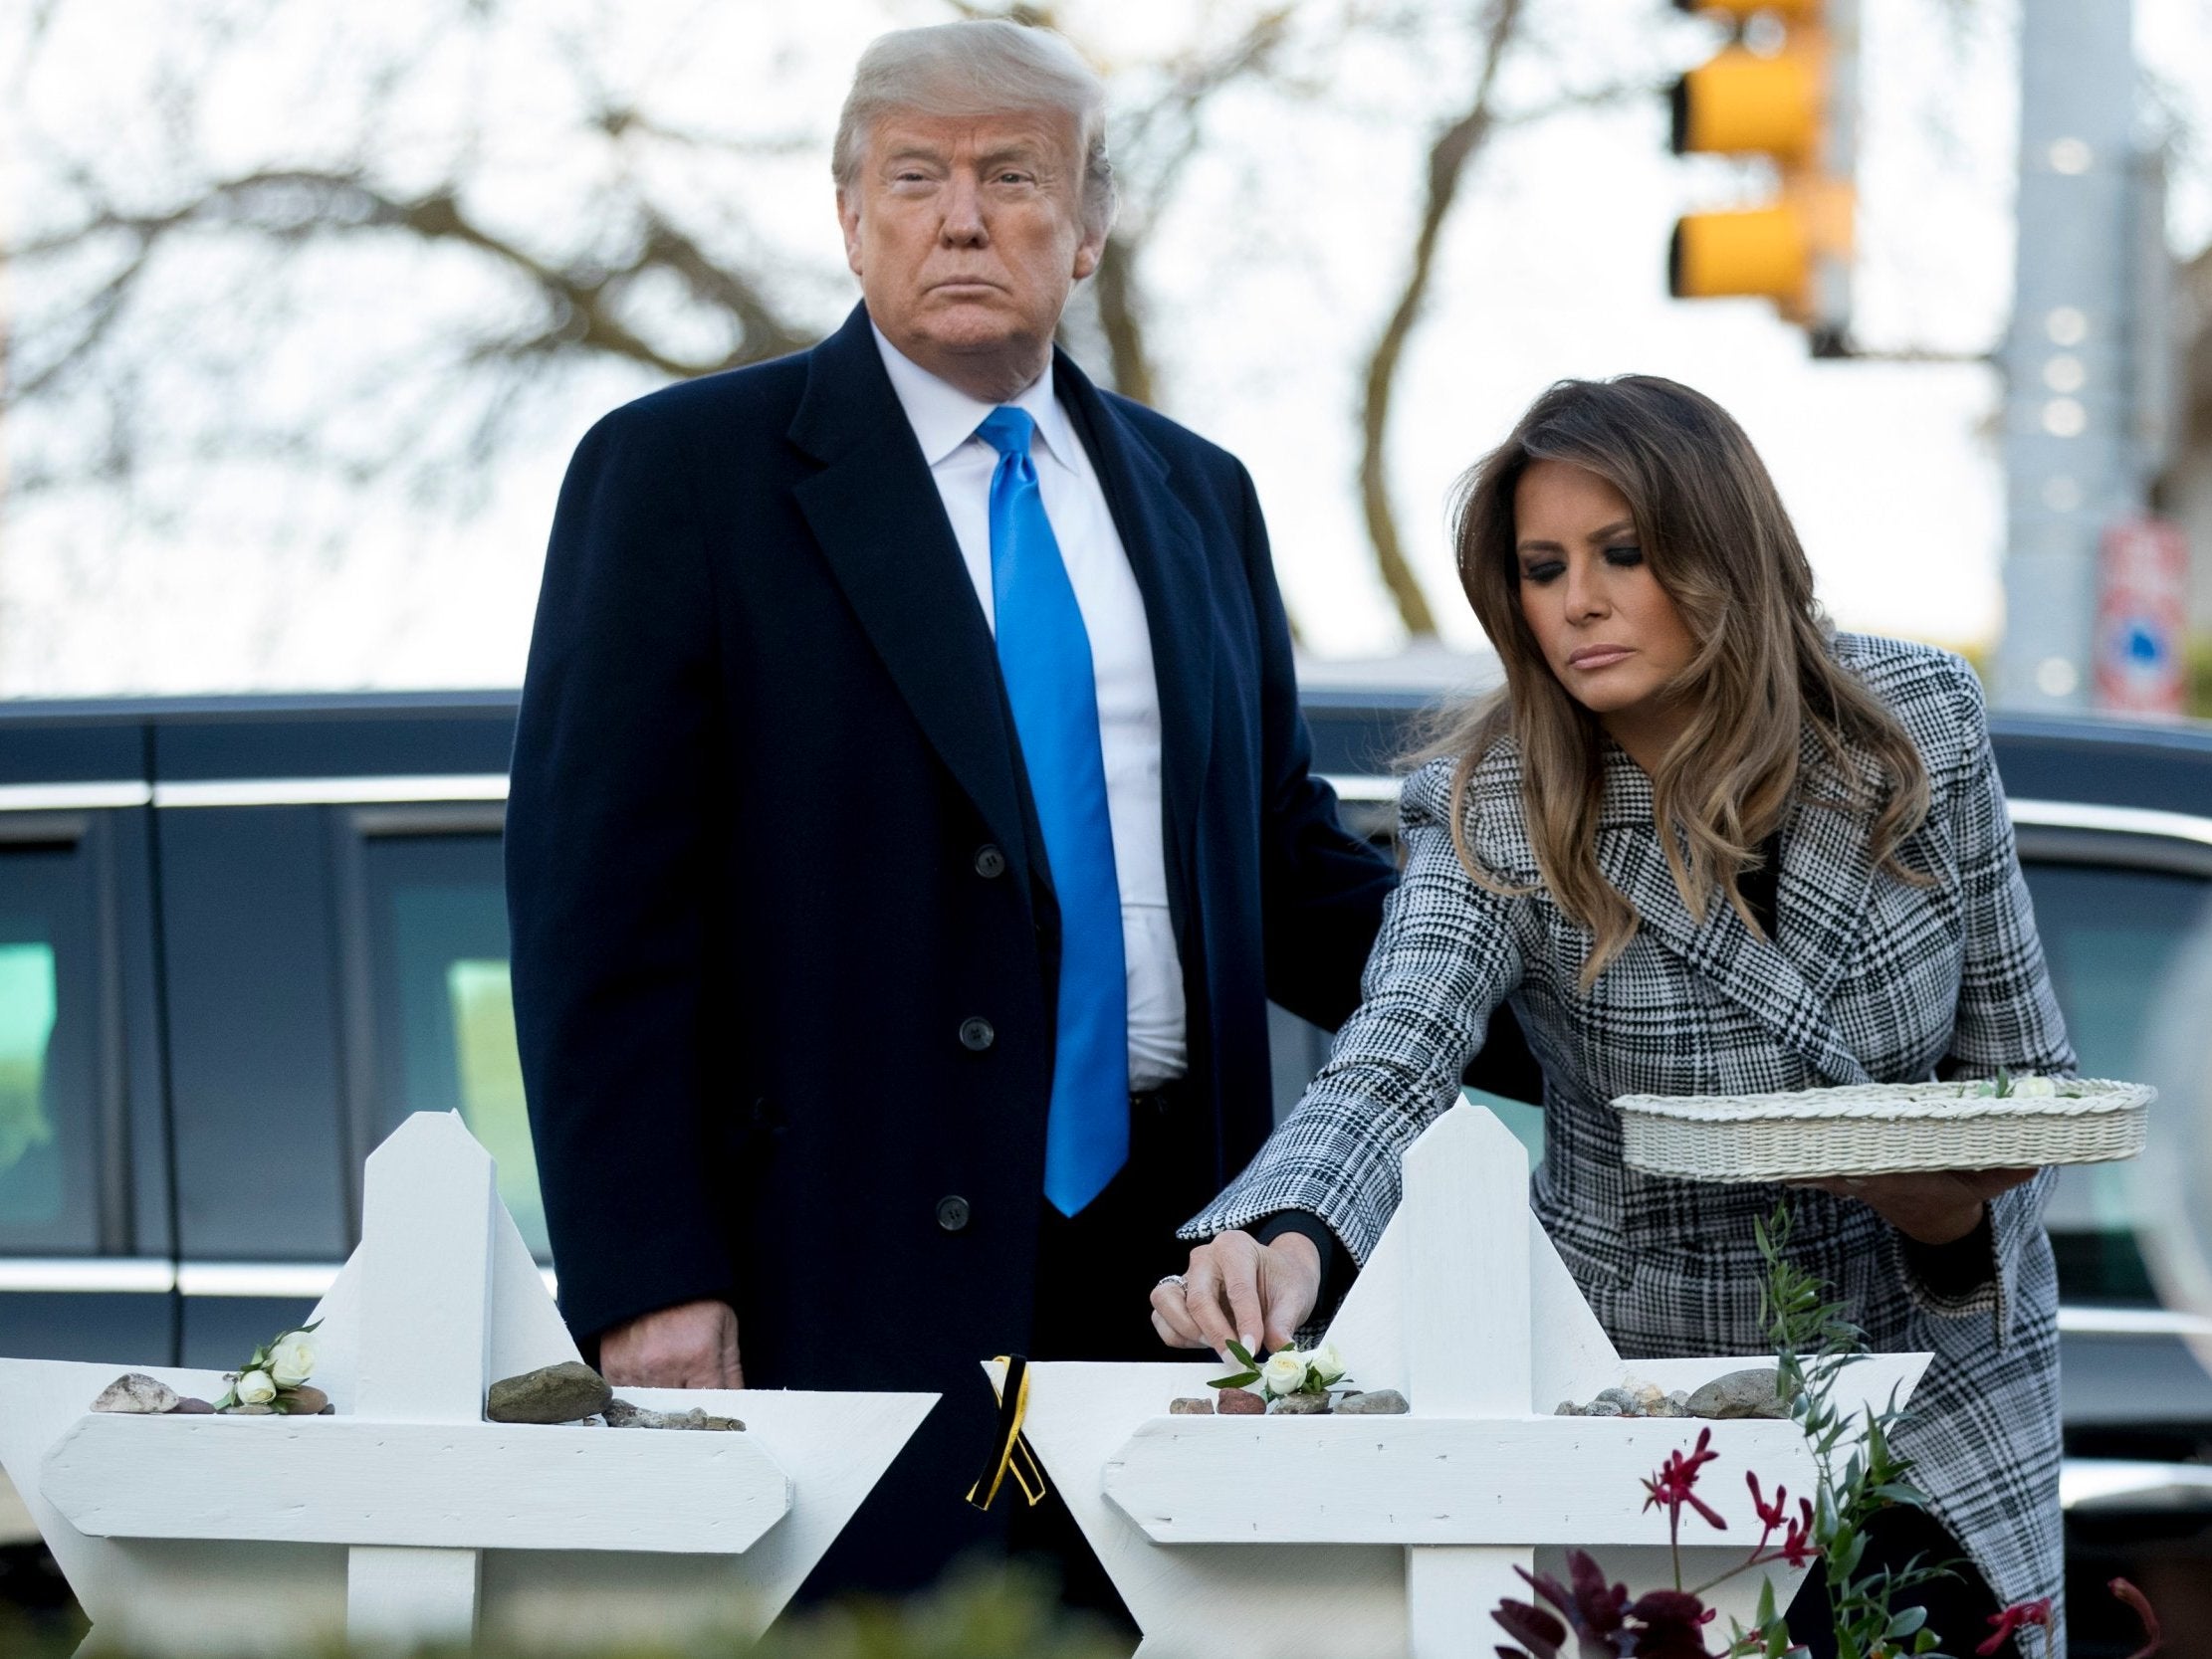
[1217,1388,1265,1415]
[1686,1367,1787,1420]
[170,1396,217,1415]
[1335,1388,1410,1415]
[1594,1387,1641,1416]
[487,1360,612,1425]
[1555,1400,1579,1416]
[602,1398,743,1431]
[1270,1391,1329,1414]
[92,1373,179,1414]
[1169,1397,1215,1415]
[1582,1399,1623,1417]
[1648,1393,1690,1418]
[225,1403,277,1416]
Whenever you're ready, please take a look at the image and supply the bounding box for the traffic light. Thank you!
[1667,0,1856,355]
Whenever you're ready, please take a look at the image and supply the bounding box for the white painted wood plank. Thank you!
[1014,1361,1410,1659]
[348,1547,480,1647]
[1104,1415,1816,1544]
[355,1113,496,1421]
[1405,1105,1531,1415]
[43,1415,791,1554]
[1402,1107,1535,1659]
[1411,1546,1528,1659]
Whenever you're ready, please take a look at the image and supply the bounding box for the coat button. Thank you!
[936,1195,973,1233]
[973,844,1006,879]
[958,1017,995,1052]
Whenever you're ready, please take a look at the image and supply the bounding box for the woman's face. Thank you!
[1512,459,1698,755]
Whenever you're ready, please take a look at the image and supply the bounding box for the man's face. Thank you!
[839,107,1104,401]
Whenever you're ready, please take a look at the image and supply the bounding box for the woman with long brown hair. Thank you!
[1150,375,2071,1651]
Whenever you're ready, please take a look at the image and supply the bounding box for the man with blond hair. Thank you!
[507,17,1534,1599]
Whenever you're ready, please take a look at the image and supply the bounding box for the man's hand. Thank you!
[1796,1168,2038,1246]
[598,1298,744,1388]
[1150,1230,1321,1358]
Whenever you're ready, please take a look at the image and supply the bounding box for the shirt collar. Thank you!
[870,320,1079,476]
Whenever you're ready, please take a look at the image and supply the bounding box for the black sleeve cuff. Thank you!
[1253,1209,1354,1334]
[1901,1210,1996,1299]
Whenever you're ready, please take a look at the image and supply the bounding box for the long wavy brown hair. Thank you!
[1427,375,1931,988]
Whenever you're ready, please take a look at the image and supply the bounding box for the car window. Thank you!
[361,833,547,1260]
[0,843,103,1253]
[2019,857,2212,1303]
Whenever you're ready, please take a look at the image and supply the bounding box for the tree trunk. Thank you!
[1357,0,1525,639]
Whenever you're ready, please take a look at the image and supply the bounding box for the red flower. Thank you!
[1978,1597,2053,1656]
[1747,1472,1789,1536]
[2108,1577,2161,1659]
[1643,1428,1727,1533]
[1777,1499,1818,1569]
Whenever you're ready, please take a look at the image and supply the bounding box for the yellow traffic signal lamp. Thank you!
[1666,0,1856,355]
[1671,42,1819,164]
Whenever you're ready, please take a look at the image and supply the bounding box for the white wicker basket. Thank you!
[1615,1077,2154,1183]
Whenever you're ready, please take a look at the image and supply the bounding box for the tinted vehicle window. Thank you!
[0,842,102,1254]
[2020,858,2212,1302]
[362,833,546,1259]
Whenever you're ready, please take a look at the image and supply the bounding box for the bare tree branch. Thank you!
[1357,0,1526,638]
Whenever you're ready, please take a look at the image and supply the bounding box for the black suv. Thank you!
[0,689,2207,1647]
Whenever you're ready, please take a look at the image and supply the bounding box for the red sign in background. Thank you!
[2096,517,2190,717]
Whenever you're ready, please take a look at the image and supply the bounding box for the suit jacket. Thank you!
[1186,635,2075,1624]
[506,302,1435,1588]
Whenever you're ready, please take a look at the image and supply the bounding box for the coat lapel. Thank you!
[787,307,1034,892]
[1593,741,1874,1086]
[1052,352,1214,950]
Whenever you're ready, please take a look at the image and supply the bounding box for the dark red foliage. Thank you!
[1628,1588,1718,1659]
[1493,1553,1733,1659]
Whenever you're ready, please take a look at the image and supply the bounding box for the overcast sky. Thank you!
[3,0,2210,696]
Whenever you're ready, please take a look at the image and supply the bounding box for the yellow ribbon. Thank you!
[966,1354,1049,1511]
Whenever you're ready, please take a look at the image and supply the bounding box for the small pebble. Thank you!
[1582,1399,1623,1417]
[282,1385,330,1415]
[1555,1400,1578,1416]
[1335,1388,1410,1415]
[1271,1391,1329,1414]
[1217,1388,1265,1415]
[92,1373,179,1415]
[1169,1397,1215,1415]
[225,1403,277,1416]
[170,1397,217,1415]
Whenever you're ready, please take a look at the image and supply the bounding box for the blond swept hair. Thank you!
[1427,375,1931,989]
[833,20,1117,240]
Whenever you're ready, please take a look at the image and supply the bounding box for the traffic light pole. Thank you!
[1996,0,2145,711]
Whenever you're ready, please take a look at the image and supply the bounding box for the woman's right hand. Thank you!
[1150,1230,1322,1358]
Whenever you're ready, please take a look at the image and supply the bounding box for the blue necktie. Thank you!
[976,406,1129,1216]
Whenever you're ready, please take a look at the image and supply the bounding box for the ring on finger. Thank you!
[1156,1273,1188,1291]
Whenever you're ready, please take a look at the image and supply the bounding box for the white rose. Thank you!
[235,1370,277,1406]
[1307,1343,1347,1384]
[269,1333,316,1388]
[2010,1075,2058,1098]
[1261,1351,1309,1396]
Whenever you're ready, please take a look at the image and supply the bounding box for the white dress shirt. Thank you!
[873,325,1187,1089]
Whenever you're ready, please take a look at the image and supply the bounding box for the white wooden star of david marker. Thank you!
[0,1112,936,1655]
[1006,1104,1929,1659]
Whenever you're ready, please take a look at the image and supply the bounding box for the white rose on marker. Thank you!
[1307,1343,1346,1385]
[235,1369,278,1406]
[1261,1350,1308,1396]
[269,1332,317,1388]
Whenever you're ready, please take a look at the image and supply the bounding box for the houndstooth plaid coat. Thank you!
[1186,634,2074,1631]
